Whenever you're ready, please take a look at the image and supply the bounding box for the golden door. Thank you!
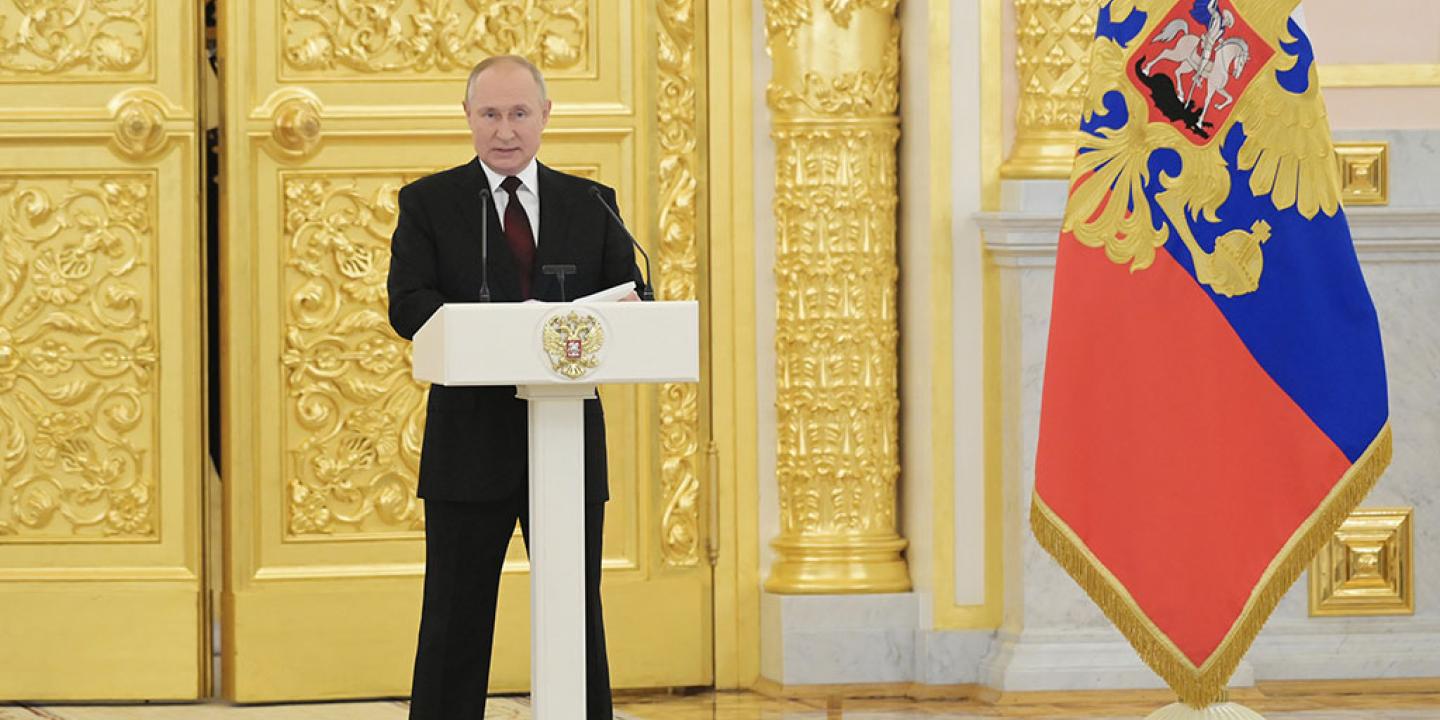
[218,0,713,701]
[0,0,208,700]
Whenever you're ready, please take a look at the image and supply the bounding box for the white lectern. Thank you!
[412,300,698,719]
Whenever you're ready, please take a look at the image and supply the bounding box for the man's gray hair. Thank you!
[464,55,548,106]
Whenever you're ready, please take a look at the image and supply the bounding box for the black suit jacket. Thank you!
[387,158,643,503]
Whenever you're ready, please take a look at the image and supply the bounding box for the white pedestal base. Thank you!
[517,384,595,720]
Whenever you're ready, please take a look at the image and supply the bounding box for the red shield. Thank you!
[565,339,583,359]
[1126,0,1274,145]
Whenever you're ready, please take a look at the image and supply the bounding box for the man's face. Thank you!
[464,63,552,176]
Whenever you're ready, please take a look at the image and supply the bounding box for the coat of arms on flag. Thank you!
[1033,0,1391,711]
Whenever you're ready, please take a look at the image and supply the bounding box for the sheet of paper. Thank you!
[574,281,635,304]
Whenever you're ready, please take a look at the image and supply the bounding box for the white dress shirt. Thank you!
[479,157,541,244]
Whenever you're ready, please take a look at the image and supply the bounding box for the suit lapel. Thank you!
[458,158,522,301]
[532,162,574,299]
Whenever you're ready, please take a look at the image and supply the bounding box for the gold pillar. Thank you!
[763,0,910,593]
[1001,0,1102,178]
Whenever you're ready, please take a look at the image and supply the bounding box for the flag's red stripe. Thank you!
[1036,234,1351,666]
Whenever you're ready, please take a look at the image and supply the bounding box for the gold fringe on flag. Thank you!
[1031,423,1392,708]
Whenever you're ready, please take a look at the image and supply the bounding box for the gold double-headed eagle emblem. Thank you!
[542,310,605,379]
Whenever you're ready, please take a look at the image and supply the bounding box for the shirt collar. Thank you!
[478,156,539,196]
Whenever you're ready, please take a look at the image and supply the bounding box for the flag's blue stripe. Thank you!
[1144,127,1389,463]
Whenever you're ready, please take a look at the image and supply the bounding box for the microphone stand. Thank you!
[477,188,492,302]
[589,186,654,301]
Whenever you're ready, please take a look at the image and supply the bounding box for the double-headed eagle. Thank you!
[1066,0,1340,297]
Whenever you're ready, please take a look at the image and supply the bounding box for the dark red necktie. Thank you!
[498,175,535,299]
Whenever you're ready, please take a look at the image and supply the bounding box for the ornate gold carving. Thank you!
[0,174,158,540]
[269,89,324,160]
[1001,0,1103,178]
[541,309,604,380]
[108,88,170,161]
[0,0,149,77]
[282,174,427,537]
[1310,507,1414,617]
[657,0,701,567]
[764,0,898,46]
[764,0,910,593]
[281,0,588,75]
[1335,141,1389,207]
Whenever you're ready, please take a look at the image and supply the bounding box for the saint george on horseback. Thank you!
[1141,0,1251,129]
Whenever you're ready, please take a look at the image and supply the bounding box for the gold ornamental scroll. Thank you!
[763,0,910,593]
[1001,0,1103,178]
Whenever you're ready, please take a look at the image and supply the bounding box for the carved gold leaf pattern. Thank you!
[282,0,588,76]
[771,123,901,537]
[0,174,158,540]
[1013,0,1100,130]
[656,0,701,567]
[282,173,427,537]
[1002,0,1104,177]
[0,0,150,76]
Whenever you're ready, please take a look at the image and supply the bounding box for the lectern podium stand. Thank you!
[412,300,698,719]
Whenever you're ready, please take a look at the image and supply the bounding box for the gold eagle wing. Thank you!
[1228,22,1341,220]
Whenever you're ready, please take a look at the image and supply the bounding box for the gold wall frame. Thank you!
[1320,64,1440,88]
[1309,507,1414,617]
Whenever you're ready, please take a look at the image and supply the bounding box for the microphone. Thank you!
[477,188,492,302]
[588,185,654,301]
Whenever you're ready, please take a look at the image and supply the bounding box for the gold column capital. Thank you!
[763,0,910,595]
[1001,0,1103,179]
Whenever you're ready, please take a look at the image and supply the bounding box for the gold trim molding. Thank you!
[1320,64,1440,89]
[657,0,703,568]
[1335,142,1388,207]
[1309,507,1414,617]
[1001,0,1102,179]
[763,0,910,594]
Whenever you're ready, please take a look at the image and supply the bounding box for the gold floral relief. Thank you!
[282,0,589,77]
[656,0,700,567]
[0,0,151,77]
[0,174,158,540]
[282,173,428,538]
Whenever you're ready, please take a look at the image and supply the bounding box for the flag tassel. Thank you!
[1031,423,1393,708]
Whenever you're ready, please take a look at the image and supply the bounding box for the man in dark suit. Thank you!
[386,54,642,720]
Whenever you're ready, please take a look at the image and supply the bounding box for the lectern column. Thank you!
[515,383,595,720]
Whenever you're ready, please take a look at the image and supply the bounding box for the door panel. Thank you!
[0,0,205,700]
[220,0,710,701]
